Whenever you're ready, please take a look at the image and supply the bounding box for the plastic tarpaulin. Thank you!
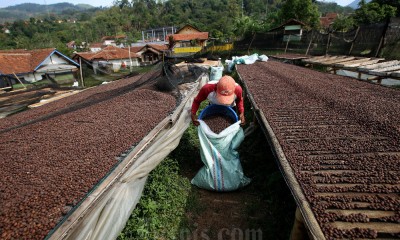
[191,120,251,191]
[226,53,269,72]
[50,77,208,240]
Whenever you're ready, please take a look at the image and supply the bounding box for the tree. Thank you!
[278,0,320,28]
[233,16,265,39]
[354,0,397,24]
[372,0,399,16]
[331,14,356,31]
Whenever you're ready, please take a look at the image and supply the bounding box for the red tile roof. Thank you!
[89,43,104,48]
[320,13,338,28]
[168,32,209,41]
[175,24,202,34]
[0,48,56,74]
[147,44,168,51]
[326,12,338,19]
[129,46,145,53]
[75,46,139,61]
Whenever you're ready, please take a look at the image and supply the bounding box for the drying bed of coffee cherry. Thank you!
[0,74,177,239]
[237,61,400,239]
[202,114,235,134]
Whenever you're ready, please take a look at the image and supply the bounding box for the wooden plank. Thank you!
[302,55,329,64]
[333,58,371,67]
[342,59,384,70]
[326,209,396,219]
[272,55,309,60]
[358,60,400,72]
[390,70,400,78]
[311,56,341,64]
[369,65,400,77]
[328,222,399,234]
[304,56,338,64]
[319,57,356,66]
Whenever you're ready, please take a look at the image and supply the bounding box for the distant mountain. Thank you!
[0,2,97,23]
[347,0,372,9]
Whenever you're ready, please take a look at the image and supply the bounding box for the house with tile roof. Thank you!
[134,44,168,65]
[73,45,140,74]
[101,35,127,47]
[89,43,105,53]
[320,13,338,30]
[166,24,209,56]
[268,19,306,42]
[0,48,80,90]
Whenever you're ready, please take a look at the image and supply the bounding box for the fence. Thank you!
[234,17,400,60]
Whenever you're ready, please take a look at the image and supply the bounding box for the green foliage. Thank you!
[316,1,354,15]
[372,0,400,16]
[233,16,264,38]
[118,157,191,240]
[0,0,357,53]
[331,14,356,31]
[0,3,98,24]
[279,0,320,28]
[353,0,397,24]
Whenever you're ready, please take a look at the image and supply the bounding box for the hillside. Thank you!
[347,0,372,9]
[0,2,96,23]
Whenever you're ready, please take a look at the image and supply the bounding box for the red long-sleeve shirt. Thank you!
[191,83,244,115]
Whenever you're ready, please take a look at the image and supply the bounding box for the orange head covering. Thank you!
[216,75,236,105]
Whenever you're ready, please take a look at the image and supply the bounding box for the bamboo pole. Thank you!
[79,57,84,87]
[12,72,27,89]
[325,33,331,55]
[306,31,313,56]
[247,32,257,55]
[348,26,360,55]
[285,35,291,54]
[375,19,390,57]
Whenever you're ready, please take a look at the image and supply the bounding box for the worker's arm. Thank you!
[235,86,246,125]
[191,84,214,126]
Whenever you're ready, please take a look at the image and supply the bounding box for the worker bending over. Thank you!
[191,75,246,126]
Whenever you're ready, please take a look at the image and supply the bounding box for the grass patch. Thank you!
[118,157,192,240]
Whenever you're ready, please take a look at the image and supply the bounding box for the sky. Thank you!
[0,0,355,9]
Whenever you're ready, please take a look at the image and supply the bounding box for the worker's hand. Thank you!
[239,113,246,126]
[191,113,200,126]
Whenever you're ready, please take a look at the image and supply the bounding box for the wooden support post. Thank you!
[285,35,291,54]
[325,33,331,55]
[305,32,313,56]
[348,26,360,56]
[375,19,390,57]
[247,33,257,55]
[12,72,26,89]
[79,57,84,87]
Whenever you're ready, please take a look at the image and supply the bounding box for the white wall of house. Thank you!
[92,58,140,74]
[22,54,76,82]
[42,54,70,65]
[23,73,43,82]
[103,40,116,46]
[90,47,102,52]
